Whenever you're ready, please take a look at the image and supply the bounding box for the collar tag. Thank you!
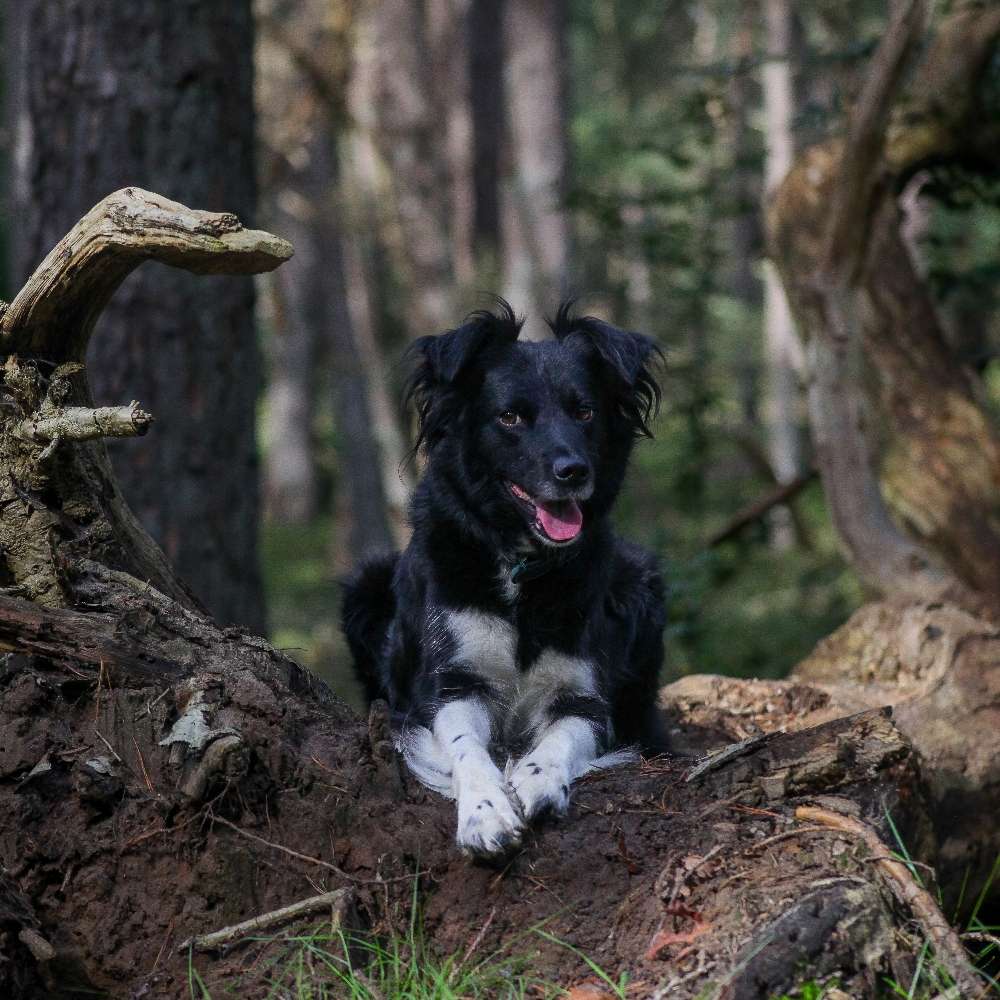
[510,556,551,584]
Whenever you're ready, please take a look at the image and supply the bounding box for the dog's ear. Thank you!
[556,313,662,439]
[404,300,522,451]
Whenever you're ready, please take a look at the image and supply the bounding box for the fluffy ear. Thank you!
[404,300,522,451]
[557,314,663,438]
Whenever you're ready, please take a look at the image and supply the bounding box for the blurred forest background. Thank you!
[3,0,998,709]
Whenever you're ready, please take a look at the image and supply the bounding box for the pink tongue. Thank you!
[536,499,583,541]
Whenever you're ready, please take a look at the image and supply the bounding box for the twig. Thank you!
[150,917,175,974]
[963,931,1000,950]
[795,805,986,998]
[686,733,777,782]
[132,734,155,794]
[210,815,425,885]
[177,888,353,953]
[135,686,171,722]
[93,729,122,763]
[667,844,724,907]
[93,659,105,727]
[747,825,833,852]
[708,471,817,547]
[456,905,497,975]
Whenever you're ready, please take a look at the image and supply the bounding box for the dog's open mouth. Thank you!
[508,482,583,543]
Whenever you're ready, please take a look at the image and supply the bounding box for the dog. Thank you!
[341,300,667,856]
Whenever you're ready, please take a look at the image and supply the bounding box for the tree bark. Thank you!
[467,0,505,280]
[364,0,456,335]
[502,0,571,334]
[259,161,322,525]
[9,0,266,630]
[761,0,804,550]
[767,1,1000,608]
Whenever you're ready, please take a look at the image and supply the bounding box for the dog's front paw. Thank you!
[509,758,571,820]
[456,791,524,857]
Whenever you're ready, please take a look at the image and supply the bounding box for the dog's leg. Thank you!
[509,714,600,820]
[433,699,524,855]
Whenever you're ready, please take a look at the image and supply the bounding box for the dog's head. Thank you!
[405,300,661,549]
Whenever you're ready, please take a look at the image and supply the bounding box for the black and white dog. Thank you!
[342,301,667,856]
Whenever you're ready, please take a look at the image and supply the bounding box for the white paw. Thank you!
[456,788,524,856]
[509,757,571,820]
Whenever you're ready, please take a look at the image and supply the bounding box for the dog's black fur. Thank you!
[342,301,667,766]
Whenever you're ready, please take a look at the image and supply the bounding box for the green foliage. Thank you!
[770,981,835,1000]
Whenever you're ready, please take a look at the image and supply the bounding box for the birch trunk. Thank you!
[761,0,804,549]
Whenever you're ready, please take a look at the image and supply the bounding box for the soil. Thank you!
[0,629,932,999]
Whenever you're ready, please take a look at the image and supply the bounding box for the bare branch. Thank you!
[707,470,816,548]
[16,402,153,445]
[821,0,928,280]
[887,5,1000,172]
[177,888,354,954]
[795,805,986,998]
[0,187,293,359]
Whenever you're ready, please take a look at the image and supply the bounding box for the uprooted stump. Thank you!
[0,191,994,999]
[0,599,979,999]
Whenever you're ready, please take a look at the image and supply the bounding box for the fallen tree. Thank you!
[0,176,993,998]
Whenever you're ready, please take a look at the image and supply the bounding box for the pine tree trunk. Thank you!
[502,0,571,333]
[365,0,456,335]
[9,0,265,630]
[467,0,505,281]
[259,151,322,525]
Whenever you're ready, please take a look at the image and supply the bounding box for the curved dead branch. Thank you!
[1,187,292,359]
[0,190,292,610]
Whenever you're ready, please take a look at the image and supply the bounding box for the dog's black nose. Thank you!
[553,457,589,484]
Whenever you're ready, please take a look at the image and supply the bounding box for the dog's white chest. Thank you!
[445,610,595,725]
[447,610,519,685]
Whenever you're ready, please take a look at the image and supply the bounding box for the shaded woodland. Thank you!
[0,1,999,998]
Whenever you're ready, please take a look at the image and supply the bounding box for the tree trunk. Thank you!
[365,0,456,335]
[9,0,266,630]
[723,7,762,430]
[467,0,505,282]
[502,0,571,334]
[767,1,1000,608]
[760,0,1000,915]
[760,0,804,550]
[259,154,322,525]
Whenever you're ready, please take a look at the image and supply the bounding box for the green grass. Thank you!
[771,982,835,1000]
[187,923,558,998]
[185,886,629,999]
[879,807,1000,999]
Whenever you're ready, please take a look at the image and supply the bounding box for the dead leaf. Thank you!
[644,919,713,961]
[564,982,619,1000]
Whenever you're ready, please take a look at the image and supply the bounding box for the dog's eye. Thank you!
[498,410,521,427]
[575,407,594,423]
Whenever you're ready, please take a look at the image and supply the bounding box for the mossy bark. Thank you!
[767,3,1000,605]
